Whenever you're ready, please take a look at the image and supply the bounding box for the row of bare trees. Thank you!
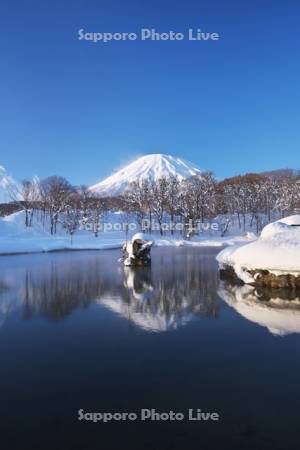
[123,172,300,235]
[123,172,217,235]
[7,170,300,237]
[8,176,107,236]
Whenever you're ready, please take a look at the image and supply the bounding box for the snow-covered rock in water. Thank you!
[219,283,300,336]
[90,154,203,197]
[217,215,300,284]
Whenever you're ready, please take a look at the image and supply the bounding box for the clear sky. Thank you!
[1,0,300,185]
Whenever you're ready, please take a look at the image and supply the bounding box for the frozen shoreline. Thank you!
[0,210,257,256]
[0,234,255,256]
[0,211,256,256]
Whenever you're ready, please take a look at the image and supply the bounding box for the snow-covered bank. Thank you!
[217,215,300,284]
[0,211,256,255]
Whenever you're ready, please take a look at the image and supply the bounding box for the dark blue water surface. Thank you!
[1,247,300,450]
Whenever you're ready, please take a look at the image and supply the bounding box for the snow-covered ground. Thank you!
[217,215,300,283]
[0,210,256,255]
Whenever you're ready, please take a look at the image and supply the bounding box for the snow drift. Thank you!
[217,215,300,283]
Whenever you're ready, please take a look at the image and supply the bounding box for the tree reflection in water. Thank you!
[9,248,300,335]
[0,248,221,331]
[99,250,222,332]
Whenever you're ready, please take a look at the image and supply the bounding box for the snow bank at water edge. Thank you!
[0,211,256,255]
[217,215,300,284]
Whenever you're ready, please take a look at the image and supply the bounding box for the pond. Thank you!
[0,247,300,450]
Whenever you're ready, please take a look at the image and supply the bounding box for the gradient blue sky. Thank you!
[1,0,300,185]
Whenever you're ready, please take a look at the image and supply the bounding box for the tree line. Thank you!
[7,170,300,237]
[123,171,300,235]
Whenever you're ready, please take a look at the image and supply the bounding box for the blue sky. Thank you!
[1,0,300,185]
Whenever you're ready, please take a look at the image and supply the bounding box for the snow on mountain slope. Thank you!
[90,154,203,197]
[0,166,17,204]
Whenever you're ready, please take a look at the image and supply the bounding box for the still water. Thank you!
[1,247,300,450]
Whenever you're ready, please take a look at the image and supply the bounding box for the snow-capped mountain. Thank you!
[90,154,203,197]
[0,166,17,204]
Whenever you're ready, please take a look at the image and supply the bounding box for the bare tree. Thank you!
[165,176,180,235]
[90,195,105,237]
[150,178,168,236]
[40,176,74,234]
[8,179,40,227]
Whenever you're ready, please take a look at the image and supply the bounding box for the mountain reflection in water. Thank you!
[0,248,221,332]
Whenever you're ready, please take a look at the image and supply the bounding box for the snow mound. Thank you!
[260,215,300,239]
[276,215,300,226]
[0,210,48,237]
[260,221,291,239]
[217,215,300,283]
[90,154,203,197]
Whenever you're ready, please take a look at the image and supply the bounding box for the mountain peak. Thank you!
[90,154,203,197]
